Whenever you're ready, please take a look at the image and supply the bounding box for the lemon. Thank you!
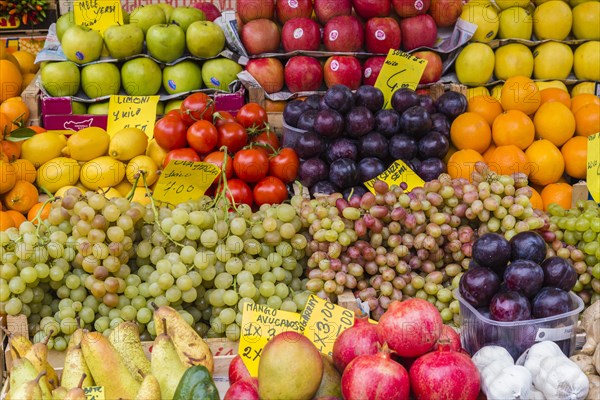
[126,155,159,187]
[461,4,499,42]
[533,42,573,80]
[491,84,503,102]
[569,0,590,7]
[494,0,531,9]
[108,127,148,161]
[80,156,125,190]
[21,131,68,167]
[54,185,84,198]
[62,126,110,161]
[574,41,600,81]
[571,82,596,96]
[146,139,168,168]
[498,7,532,40]
[36,157,81,194]
[98,187,122,199]
[494,43,534,80]
[533,1,572,40]
[572,2,600,40]
[536,81,568,92]
[131,187,151,206]
[114,179,134,197]
[455,43,495,86]
[467,87,490,101]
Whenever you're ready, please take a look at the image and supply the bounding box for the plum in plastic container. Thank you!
[282,120,308,149]
[455,289,583,360]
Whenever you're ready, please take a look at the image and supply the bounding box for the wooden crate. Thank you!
[21,73,40,127]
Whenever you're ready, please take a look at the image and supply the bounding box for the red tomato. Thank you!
[213,111,236,128]
[251,131,280,155]
[233,148,269,183]
[187,120,218,154]
[163,148,201,168]
[203,151,234,179]
[217,122,248,154]
[180,93,215,124]
[154,115,188,151]
[220,179,253,206]
[253,176,288,206]
[165,109,183,119]
[269,148,300,183]
[236,103,268,130]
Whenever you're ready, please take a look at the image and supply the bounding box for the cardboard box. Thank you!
[58,0,237,14]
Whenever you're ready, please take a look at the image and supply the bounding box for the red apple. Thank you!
[224,377,259,400]
[281,17,321,52]
[365,17,401,54]
[193,2,222,21]
[241,18,281,55]
[352,0,392,19]
[412,50,443,84]
[314,0,352,24]
[276,0,313,24]
[246,58,285,93]
[324,56,362,89]
[228,355,251,384]
[400,14,437,51]
[285,56,323,92]
[323,16,364,52]
[392,0,430,17]
[362,56,386,86]
[429,0,463,27]
[237,0,275,23]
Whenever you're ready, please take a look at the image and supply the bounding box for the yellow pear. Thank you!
[455,43,495,86]
[494,0,531,8]
[533,1,572,40]
[498,6,532,40]
[572,1,600,40]
[571,82,596,96]
[494,43,534,80]
[574,41,600,81]
[460,4,499,42]
[535,81,568,92]
[108,321,151,382]
[533,42,573,80]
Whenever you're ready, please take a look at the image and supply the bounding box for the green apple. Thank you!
[71,101,87,114]
[169,7,205,31]
[41,61,80,97]
[156,101,165,115]
[81,63,121,98]
[104,24,144,59]
[61,25,104,64]
[163,61,203,94]
[56,11,75,41]
[164,99,183,113]
[186,21,226,58]
[87,102,110,115]
[157,4,174,21]
[122,9,130,24]
[146,24,185,63]
[201,58,242,91]
[121,58,162,96]
[129,5,166,34]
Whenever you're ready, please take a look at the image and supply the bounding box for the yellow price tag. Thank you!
[299,295,355,356]
[374,49,428,109]
[106,95,160,138]
[239,302,302,377]
[84,386,105,400]
[364,159,424,194]
[152,161,220,205]
[73,0,122,33]
[587,132,600,203]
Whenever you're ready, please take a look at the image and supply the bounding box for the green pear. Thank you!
[103,24,144,59]
[151,319,188,400]
[61,25,104,64]
[129,5,166,34]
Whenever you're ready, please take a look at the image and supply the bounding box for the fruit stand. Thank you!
[0,0,599,399]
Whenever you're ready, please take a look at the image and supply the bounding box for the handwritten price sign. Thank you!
[107,95,160,138]
[152,161,220,205]
[364,159,425,194]
[375,49,428,109]
[84,386,105,400]
[587,133,599,203]
[74,0,122,33]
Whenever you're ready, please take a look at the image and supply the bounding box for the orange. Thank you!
[5,210,26,227]
[3,180,38,213]
[500,76,541,115]
[265,100,286,112]
[539,88,571,109]
[533,102,576,146]
[0,140,21,162]
[492,110,535,149]
[467,95,503,126]
[525,139,565,186]
[447,149,485,182]
[0,211,15,230]
[0,112,13,136]
[541,183,573,211]
[0,160,16,194]
[28,126,46,134]
[0,97,29,126]
[485,145,530,176]
[0,60,22,103]
[483,142,497,163]
[529,187,543,210]
[11,159,36,183]
[450,112,492,153]
[574,103,600,137]
[570,93,600,114]
[27,202,51,223]
[560,136,588,179]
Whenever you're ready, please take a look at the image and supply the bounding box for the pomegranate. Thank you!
[341,345,410,400]
[409,347,480,400]
[332,316,380,373]
[432,324,462,352]
[377,298,442,357]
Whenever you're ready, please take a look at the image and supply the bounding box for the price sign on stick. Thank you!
[84,386,105,400]
[375,49,428,109]
[107,95,160,138]
[153,161,220,205]
[587,133,600,203]
[74,0,122,33]
[364,159,425,194]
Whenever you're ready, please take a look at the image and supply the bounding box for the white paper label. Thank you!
[293,28,303,39]
[375,29,386,41]
[329,30,339,41]
[288,0,299,8]
[364,67,372,78]
[535,325,574,342]
[415,0,424,10]
[330,60,339,71]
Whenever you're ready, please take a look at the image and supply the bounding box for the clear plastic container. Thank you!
[282,120,307,149]
[455,290,583,359]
